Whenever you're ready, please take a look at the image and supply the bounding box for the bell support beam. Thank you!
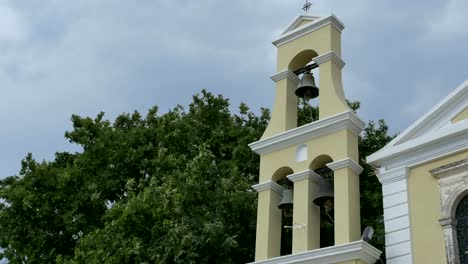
[327,158,364,244]
[252,181,285,260]
[287,170,323,253]
[313,51,349,119]
[261,70,300,139]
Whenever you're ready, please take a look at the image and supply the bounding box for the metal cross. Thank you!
[302,0,312,12]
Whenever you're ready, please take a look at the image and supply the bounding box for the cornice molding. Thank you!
[381,79,468,148]
[430,158,468,179]
[367,122,468,169]
[248,241,381,264]
[376,166,407,185]
[287,170,322,183]
[367,80,468,166]
[327,158,363,175]
[439,217,458,228]
[273,14,345,47]
[270,69,301,86]
[252,181,284,194]
[249,111,365,155]
[281,15,321,35]
[313,51,346,69]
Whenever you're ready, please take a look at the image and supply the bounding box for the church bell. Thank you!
[295,71,319,100]
[312,178,334,211]
[278,189,294,217]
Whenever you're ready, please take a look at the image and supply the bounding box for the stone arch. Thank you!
[288,49,319,72]
[272,166,294,182]
[456,194,468,264]
[309,154,333,171]
[442,185,468,219]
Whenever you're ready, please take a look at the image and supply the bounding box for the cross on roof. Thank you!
[302,0,312,12]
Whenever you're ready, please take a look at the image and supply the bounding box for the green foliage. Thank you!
[359,119,395,257]
[0,90,394,263]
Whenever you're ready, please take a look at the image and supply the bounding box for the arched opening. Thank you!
[310,155,333,171]
[272,167,294,256]
[272,167,293,182]
[310,155,335,248]
[456,195,468,263]
[288,50,319,72]
[290,50,320,127]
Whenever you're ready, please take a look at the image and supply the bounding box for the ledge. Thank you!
[287,170,322,183]
[327,158,363,175]
[313,51,345,69]
[249,111,365,155]
[430,158,468,179]
[273,14,345,47]
[271,69,301,85]
[252,181,284,194]
[248,241,382,264]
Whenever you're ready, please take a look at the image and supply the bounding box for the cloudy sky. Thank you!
[0,0,467,178]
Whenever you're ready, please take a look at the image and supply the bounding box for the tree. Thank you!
[0,90,393,263]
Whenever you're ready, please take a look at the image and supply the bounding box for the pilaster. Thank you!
[262,70,300,139]
[252,181,285,260]
[327,158,363,244]
[287,170,322,253]
[314,51,349,119]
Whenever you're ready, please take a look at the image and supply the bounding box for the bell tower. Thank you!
[248,14,382,264]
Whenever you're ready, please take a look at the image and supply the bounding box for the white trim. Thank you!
[367,121,468,169]
[386,241,412,260]
[326,158,363,175]
[249,111,365,155]
[313,51,346,69]
[252,181,284,194]
[431,158,468,179]
[248,241,381,264]
[270,69,301,86]
[287,169,322,183]
[273,15,345,47]
[281,15,321,35]
[377,168,414,263]
[368,79,468,163]
[390,79,467,146]
[377,166,408,185]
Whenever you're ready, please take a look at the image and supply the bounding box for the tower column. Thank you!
[261,70,300,139]
[314,52,349,119]
[252,181,284,260]
[327,159,364,244]
[287,170,322,253]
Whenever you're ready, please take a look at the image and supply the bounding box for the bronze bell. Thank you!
[278,189,294,218]
[295,71,319,100]
[312,178,334,211]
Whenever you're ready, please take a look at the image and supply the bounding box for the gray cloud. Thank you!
[0,0,467,178]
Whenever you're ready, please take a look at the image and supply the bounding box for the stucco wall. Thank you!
[408,151,468,264]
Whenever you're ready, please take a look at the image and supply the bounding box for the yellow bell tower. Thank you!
[248,14,382,264]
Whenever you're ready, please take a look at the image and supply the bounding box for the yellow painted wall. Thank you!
[254,15,364,261]
[408,150,468,264]
[276,24,341,72]
[451,107,468,123]
[259,129,359,182]
[261,77,298,139]
[255,189,283,260]
[297,19,313,28]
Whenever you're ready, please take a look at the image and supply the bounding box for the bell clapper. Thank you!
[325,209,334,224]
[284,223,306,230]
